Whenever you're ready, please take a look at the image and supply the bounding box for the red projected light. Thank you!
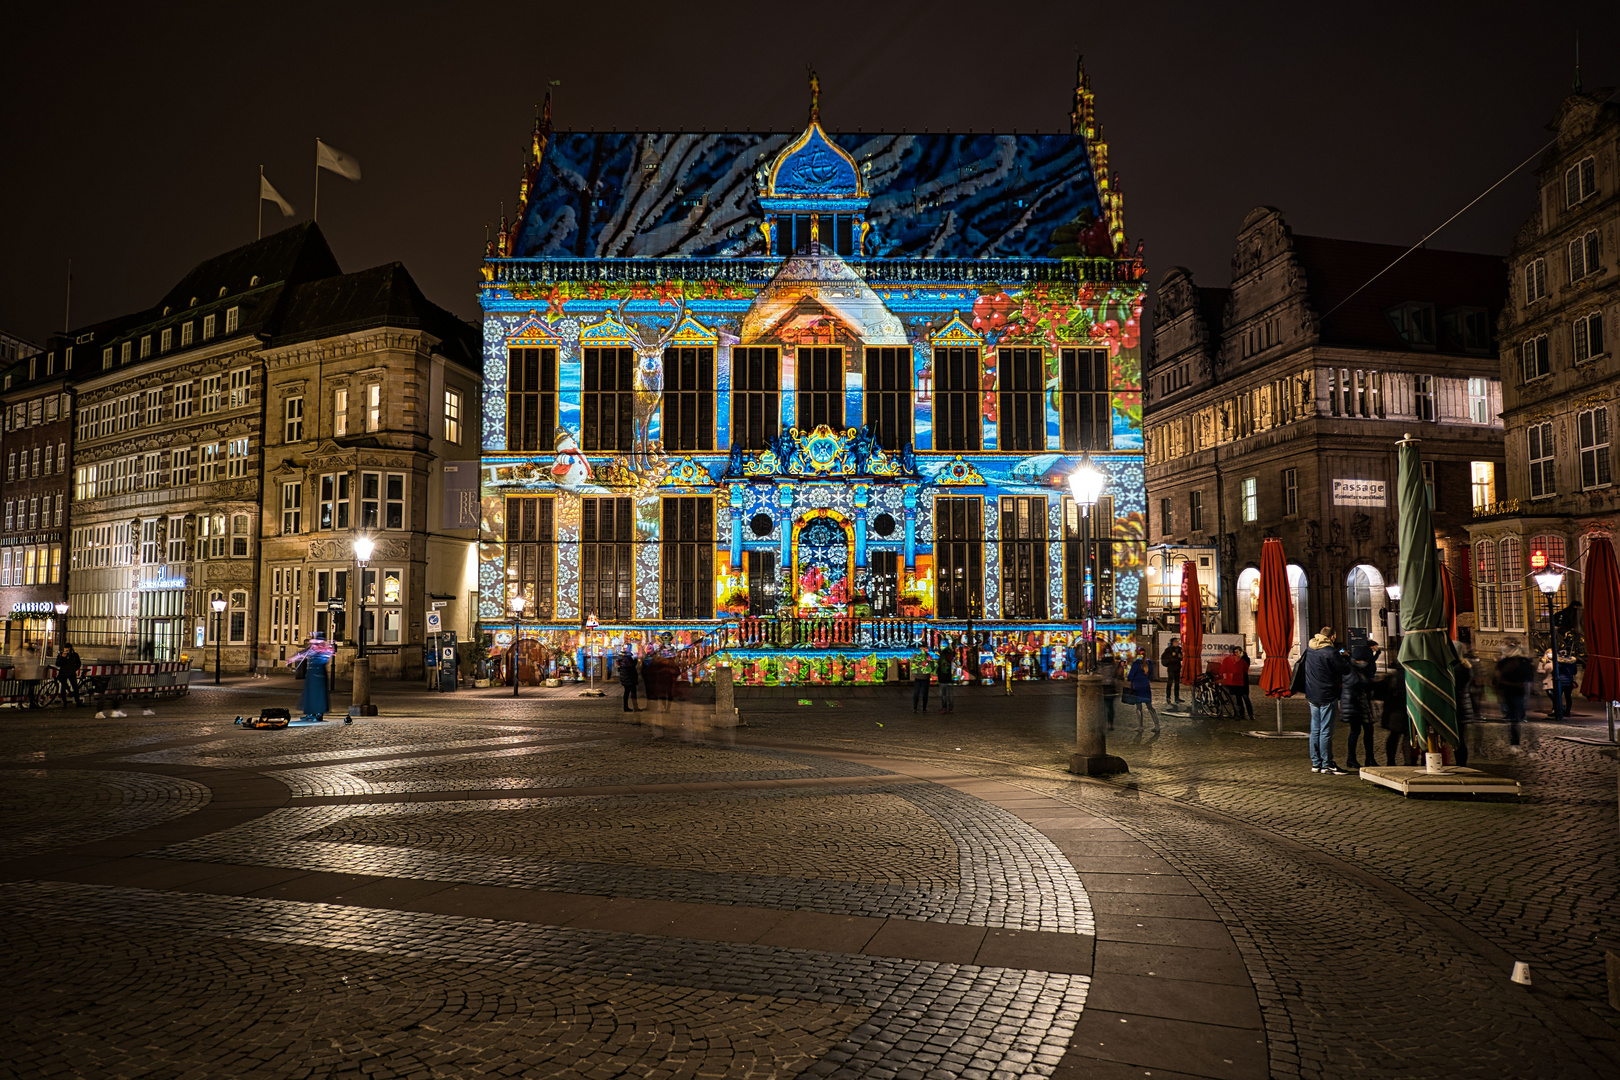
[1530,549,1548,571]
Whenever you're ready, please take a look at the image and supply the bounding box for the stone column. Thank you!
[853,484,869,569]
[1070,673,1126,775]
[903,486,919,571]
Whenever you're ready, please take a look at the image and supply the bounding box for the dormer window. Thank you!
[775,213,856,257]
[1386,303,1436,349]
[761,116,868,260]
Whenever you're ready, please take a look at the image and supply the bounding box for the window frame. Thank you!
[581,347,635,452]
[661,345,716,452]
[1528,421,1556,500]
[1574,311,1606,364]
[583,496,635,622]
[284,395,304,443]
[862,346,912,452]
[934,496,984,619]
[795,346,845,433]
[660,496,714,620]
[504,495,557,619]
[1579,407,1612,490]
[999,494,1049,619]
[732,346,781,451]
[933,346,980,452]
[444,387,462,444]
[997,347,1046,452]
[505,347,557,452]
[1519,336,1550,383]
[282,481,303,535]
[1060,347,1112,451]
[1241,476,1258,522]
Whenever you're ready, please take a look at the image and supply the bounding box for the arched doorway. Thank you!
[793,514,852,611]
[1235,566,1260,656]
[1346,564,1387,653]
[1287,564,1309,663]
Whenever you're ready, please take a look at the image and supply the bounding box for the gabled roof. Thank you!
[273,263,479,368]
[513,131,1106,260]
[1291,236,1506,349]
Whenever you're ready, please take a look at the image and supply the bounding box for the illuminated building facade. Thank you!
[478,68,1147,683]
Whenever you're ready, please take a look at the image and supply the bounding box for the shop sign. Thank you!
[10,602,58,615]
[1332,479,1386,507]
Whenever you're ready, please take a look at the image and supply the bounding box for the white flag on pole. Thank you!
[316,139,362,181]
[259,174,296,217]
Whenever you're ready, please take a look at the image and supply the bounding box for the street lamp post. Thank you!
[53,601,68,659]
[1384,583,1402,660]
[210,597,226,685]
[1067,455,1124,776]
[510,595,526,697]
[352,536,375,716]
[1533,567,1566,725]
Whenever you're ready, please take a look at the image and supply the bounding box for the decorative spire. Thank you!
[484,221,493,259]
[1574,30,1583,93]
[1069,56,1125,256]
[1069,54,1096,138]
[808,69,821,125]
[497,205,509,258]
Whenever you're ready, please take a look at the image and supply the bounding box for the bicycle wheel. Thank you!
[34,680,62,708]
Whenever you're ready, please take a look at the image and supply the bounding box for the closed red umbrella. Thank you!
[1580,539,1620,717]
[1440,563,1459,643]
[1179,560,1203,688]
[1256,538,1294,697]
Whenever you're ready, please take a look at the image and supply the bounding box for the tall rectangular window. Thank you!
[170,447,192,487]
[200,375,221,413]
[933,347,980,451]
[506,347,556,451]
[167,516,186,563]
[505,496,556,618]
[1520,336,1550,382]
[226,437,249,478]
[199,443,219,482]
[143,452,161,489]
[1500,539,1525,630]
[1579,408,1611,490]
[732,347,780,451]
[1189,489,1204,532]
[934,497,983,619]
[583,496,634,621]
[1064,496,1115,619]
[181,322,195,346]
[140,519,159,564]
[1060,348,1111,451]
[747,551,778,615]
[662,346,715,451]
[1467,378,1490,423]
[796,347,844,431]
[334,388,349,436]
[320,473,351,530]
[225,306,240,333]
[385,473,406,529]
[1470,462,1495,509]
[444,388,462,444]
[999,495,1048,618]
[160,328,173,352]
[868,550,900,617]
[863,346,912,451]
[1474,541,1499,631]
[582,347,634,451]
[1566,156,1597,206]
[360,472,381,528]
[1414,374,1436,421]
[1525,259,1547,304]
[1569,231,1601,281]
[1575,312,1606,364]
[284,396,304,442]
[228,368,250,408]
[1241,476,1258,522]
[145,388,162,426]
[282,481,303,534]
[1528,421,1556,499]
[365,383,381,431]
[661,496,714,619]
[173,382,193,419]
[1283,468,1299,517]
[202,314,217,340]
[1160,496,1173,537]
[998,347,1046,452]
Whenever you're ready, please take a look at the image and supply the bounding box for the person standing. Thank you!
[1493,640,1533,748]
[1126,655,1159,731]
[13,642,42,709]
[1098,647,1120,731]
[618,650,641,712]
[936,646,956,714]
[288,637,332,722]
[1294,627,1350,774]
[1161,637,1184,705]
[1342,642,1378,770]
[58,643,82,705]
[1219,646,1254,720]
[911,645,933,712]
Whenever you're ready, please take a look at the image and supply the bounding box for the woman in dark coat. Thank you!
[618,650,641,712]
[1378,655,1410,765]
[1342,644,1377,769]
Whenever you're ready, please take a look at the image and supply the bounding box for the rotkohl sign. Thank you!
[1332,479,1386,507]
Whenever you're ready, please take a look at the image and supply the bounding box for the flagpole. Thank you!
[258,165,264,239]
[313,138,320,223]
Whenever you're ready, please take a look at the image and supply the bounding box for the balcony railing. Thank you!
[672,616,931,670]
[1472,498,1522,519]
[484,256,1144,288]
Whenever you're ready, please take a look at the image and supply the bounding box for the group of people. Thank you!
[909,644,960,712]
[5,641,83,708]
[616,651,683,712]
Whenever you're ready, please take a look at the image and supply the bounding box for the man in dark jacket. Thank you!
[618,650,641,712]
[1293,627,1351,774]
[1161,639,1184,705]
[937,646,956,714]
[1342,643,1378,770]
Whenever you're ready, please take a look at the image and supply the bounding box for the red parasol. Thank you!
[1439,563,1459,642]
[1179,560,1203,685]
[1581,537,1620,706]
[1256,538,1294,698]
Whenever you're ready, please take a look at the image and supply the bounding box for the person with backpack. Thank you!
[1293,627,1351,774]
[1160,638,1185,705]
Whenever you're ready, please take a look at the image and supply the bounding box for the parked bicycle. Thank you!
[31,669,105,709]
[1191,671,1239,719]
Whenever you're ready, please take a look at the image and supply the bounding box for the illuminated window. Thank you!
[796,347,845,432]
[443,388,461,444]
[998,348,1045,452]
[167,516,186,563]
[505,496,556,619]
[226,437,249,478]
[662,346,715,451]
[1475,540,1498,630]
[1528,421,1555,499]
[1060,348,1111,451]
[228,368,250,408]
[365,383,381,431]
[999,495,1048,619]
[1579,408,1611,490]
[1241,476,1258,522]
[284,395,304,442]
[582,348,634,451]
[933,347,979,451]
[1467,378,1490,423]
[1470,462,1495,509]
[334,388,348,436]
[583,496,634,621]
[282,482,303,535]
[660,496,713,619]
[319,473,351,530]
[199,443,219,483]
[170,447,192,487]
[506,347,556,451]
[141,519,159,564]
[200,375,221,413]
[1500,538,1524,630]
[732,347,780,451]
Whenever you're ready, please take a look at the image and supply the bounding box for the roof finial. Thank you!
[1070,53,1093,137]
[808,68,820,125]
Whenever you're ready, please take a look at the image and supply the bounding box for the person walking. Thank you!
[1493,640,1533,748]
[1219,645,1254,720]
[1294,627,1350,774]
[13,642,42,709]
[911,645,933,712]
[288,637,332,722]
[1098,647,1120,731]
[936,646,956,714]
[618,650,641,712]
[1126,655,1159,731]
[1451,641,1475,767]
[1342,642,1378,770]
[1161,637,1185,705]
[58,643,82,705]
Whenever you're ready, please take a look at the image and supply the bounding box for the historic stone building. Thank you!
[1468,90,1620,661]
[477,68,1148,685]
[62,224,479,677]
[0,344,71,650]
[1146,208,1506,660]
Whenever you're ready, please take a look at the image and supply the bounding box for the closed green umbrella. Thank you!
[1396,436,1458,766]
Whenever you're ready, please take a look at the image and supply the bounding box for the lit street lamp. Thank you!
[510,594,526,697]
[1384,582,1402,653]
[53,601,68,658]
[1067,455,1124,776]
[352,536,375,715]
[1533,562,1566,725]
[210,597,227,685]
[1067,454,1107,674]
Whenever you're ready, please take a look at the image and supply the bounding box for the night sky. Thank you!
[3,2,1614,346]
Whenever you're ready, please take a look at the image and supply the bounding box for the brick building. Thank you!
[0,342,71,651]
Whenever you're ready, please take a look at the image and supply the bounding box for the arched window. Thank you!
[1236,566,1260,656]
[1474,540,1499,631]
[1286,564,1309,663]
[1346,564,1387,651]
[1499,537,1524,630]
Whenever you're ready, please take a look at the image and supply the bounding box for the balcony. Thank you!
[483,256,1144,288]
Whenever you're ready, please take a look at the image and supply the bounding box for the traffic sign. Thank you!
[426,610,442,633]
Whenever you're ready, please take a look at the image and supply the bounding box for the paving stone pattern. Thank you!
[0,769,210,858]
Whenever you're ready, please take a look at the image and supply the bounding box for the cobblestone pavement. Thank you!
[0,679,1615,1078]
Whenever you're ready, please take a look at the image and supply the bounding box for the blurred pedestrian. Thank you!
[1161,637,1184,705]
[1126,655,1159,731]
[911,644,933,712]
[1451,640,1474,767]
[13,642,42,709]
[58,643,82,705]
[1379,654,1412,765]
[618,649,641,712]
[936,646,956,714]
[1494,640,1533,747]
[1342,642,1377,770]
[288,636,333,721]
[1098,647,1120,731]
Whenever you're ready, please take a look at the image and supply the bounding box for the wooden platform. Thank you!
[1359,765,1521,797]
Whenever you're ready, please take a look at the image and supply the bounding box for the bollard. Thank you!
[350,656,378,716]
[714,664,737,729]
[1070,673,1128,776]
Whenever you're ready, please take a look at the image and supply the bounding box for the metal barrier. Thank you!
[0,660,191,707]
